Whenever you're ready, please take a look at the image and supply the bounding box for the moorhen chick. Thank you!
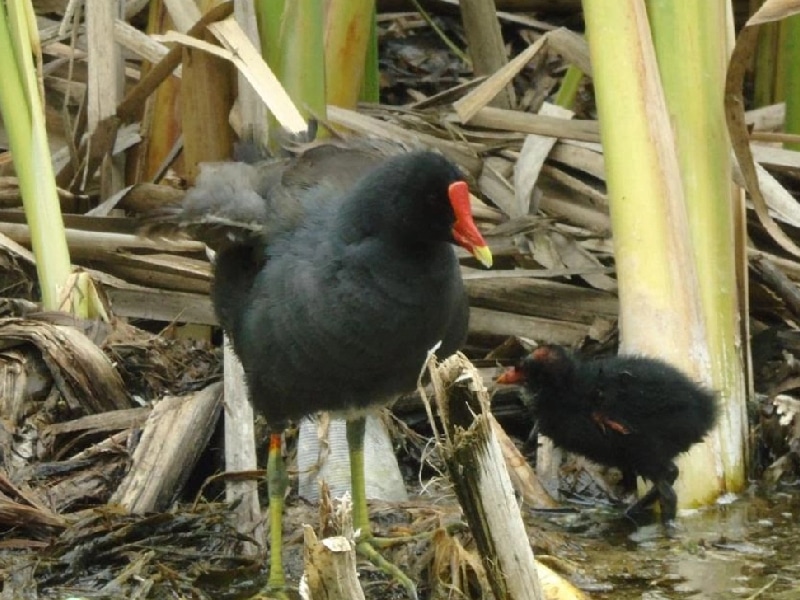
[149,139,492,596]
[498,344,718,525]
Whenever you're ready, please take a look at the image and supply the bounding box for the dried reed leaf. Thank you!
[490,414,557,508]
[454,32,547,122]
[0,318,131,414]
[478,156,516,216]
[207,18,307,134]
[113,19,178,72]
[327,105,482,174]
[162,0,201,32]
[546,26,592,75]
[733,161,800,229]
[466,107,600,143]
[746,0,800,25]
[725,3,800,257]
[117,2,234,125]
[514,103,574,217]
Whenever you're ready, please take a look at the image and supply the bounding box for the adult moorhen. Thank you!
[498,344,718,525]
[148,139,492,597]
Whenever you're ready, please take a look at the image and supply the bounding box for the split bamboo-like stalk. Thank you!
[216,4,271,557]
[301,493,365,600]
[428,352,544,600]
[179,12,235,183]
[223,339,266,556]
[302,526,365,600]
[112,384,223,513]
[86,0,125,197]
[129,0,184,184]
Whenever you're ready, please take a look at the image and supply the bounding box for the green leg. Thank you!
[346,416,370,536]
[265,431,289,597]
[346,417,418,600]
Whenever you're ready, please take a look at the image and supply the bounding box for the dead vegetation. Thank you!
[0,0,799,598]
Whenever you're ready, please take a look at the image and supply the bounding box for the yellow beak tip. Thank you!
[473,245,493,269]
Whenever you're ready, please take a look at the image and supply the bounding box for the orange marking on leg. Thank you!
[269,432,282,452]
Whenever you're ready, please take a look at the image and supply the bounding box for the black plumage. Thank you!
[212,150,478,424]
[146,139,492,595]
[499,344,718,524]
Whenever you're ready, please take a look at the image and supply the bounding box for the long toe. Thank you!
[656,479,678,524]
[348,417,418,599]
[624,483,660,517]
[356,538,419,600]
[250,587,290,600]
[663,518,682,539]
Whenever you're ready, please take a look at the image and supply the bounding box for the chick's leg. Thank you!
[656,462,680,524]
[624,463,679,525]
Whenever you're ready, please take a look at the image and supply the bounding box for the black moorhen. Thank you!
[498,345,718,525]
[150,140,492,596]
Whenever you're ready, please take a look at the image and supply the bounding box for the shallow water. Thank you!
[533,489,800,599]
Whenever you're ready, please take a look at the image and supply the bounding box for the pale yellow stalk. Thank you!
[582,0,721,508]
[646,0,747,497]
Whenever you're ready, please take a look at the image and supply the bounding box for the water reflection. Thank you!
[533,490,800,599]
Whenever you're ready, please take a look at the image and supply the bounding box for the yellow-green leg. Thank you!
[262,432,289,599]
[346,417,418,600]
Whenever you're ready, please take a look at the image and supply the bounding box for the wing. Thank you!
[138,137,409,251]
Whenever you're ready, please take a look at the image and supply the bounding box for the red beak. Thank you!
[496,366,526,385]
[448,181,492,268]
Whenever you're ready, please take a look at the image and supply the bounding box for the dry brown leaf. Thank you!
[725,2,800,258]
[207,18,306,134]
[514,103,575,217]
[746,0,800,25]
[0,318,131,414]
[454,33,548,122]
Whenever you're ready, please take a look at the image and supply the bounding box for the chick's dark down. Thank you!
[499,345,718,501]
[522,347,718,483]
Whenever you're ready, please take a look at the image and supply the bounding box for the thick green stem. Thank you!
[325,0,373,110]
[554,65,584,109]
[0,0,72,311]
[783,14,800,150]
[646,0,747,495]
[359,5,380,103]
[582,0,720,509]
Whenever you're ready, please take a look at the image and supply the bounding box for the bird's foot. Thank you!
[249,582,291,600]
[356,535,419,600]
[249,568,292,600]
[624,497,657,519]
[362,527,438,549]
[663,518,681,538]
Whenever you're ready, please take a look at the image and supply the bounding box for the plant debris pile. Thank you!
[0,1,798,598]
